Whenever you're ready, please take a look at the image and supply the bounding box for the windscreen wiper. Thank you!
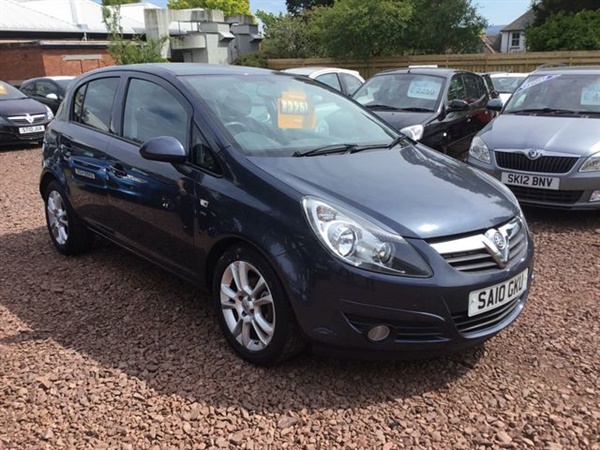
[292,143,357,157]
[365,104,401,111]
[509,108,580,115]
[348,136,409,154]
[398,107,435,112]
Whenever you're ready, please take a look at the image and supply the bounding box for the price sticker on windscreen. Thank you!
[581,84,600,106]
[277,91,315,129]
[407,79,442,100]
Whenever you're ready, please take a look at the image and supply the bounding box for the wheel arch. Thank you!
[39,171,59,198]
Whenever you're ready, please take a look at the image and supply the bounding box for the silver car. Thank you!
[468,66,600,210]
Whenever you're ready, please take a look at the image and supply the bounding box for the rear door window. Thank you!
[315,73,342,92]
[72,78,120,133]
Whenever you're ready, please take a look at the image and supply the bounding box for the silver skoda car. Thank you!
[468,66,600,210]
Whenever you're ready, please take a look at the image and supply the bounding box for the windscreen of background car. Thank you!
[353,74,445,111]
[0,81,27,100]
[490,76,527,94]
[181,74,397,156]
[504,74,600,113]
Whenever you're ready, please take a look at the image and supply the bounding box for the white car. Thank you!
[489,72,529,104]
[282,67,365,96]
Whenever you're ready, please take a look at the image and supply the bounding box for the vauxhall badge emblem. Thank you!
[483,229,509,268]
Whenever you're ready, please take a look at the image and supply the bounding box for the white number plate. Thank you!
[468,269,528,317]
[501,172,559,190]
[19,125,45,134]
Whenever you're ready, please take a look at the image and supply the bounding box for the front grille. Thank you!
[344,314,445,342]
[452,296,522,334]
[430,217,527,273]
[495,151,578,174]
[510,186,584,205]
[7,114,46,125]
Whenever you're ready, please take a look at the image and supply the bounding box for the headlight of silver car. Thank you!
[45,105,54,121]
[469,136,491,163]
[302,197,432,277]
[579,152,600,172]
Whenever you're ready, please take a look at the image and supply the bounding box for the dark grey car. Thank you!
[468,66,600,210]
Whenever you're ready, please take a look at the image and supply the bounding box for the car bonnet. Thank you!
[247,145,519,240]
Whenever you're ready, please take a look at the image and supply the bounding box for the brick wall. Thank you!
[0,42,115,85]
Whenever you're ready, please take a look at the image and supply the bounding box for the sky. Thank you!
[250,0,531,26]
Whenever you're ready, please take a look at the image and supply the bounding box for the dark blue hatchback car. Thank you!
[40,64,534,364]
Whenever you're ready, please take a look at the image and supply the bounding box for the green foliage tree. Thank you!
[404,0,487,54]
[531,0,599,26]
[102,5,168,64]
[256,9,324,58]
[312,0,413,59]
[167,0,251,16]
[285,0,334,15]
[526,10,600,51]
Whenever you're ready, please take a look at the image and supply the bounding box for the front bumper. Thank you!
[276,234,534,360]
[468,156,600,210]
[0,124,47,146]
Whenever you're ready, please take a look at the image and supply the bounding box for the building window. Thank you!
[511,32,521,48]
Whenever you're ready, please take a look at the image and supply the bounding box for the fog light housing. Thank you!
[367,325,390,342]
[590,190,600,203]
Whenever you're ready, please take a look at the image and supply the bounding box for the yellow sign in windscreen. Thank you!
[277,91,315,129]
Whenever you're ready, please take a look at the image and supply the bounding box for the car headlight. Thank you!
[469,136,491,163]
[579,152,600,172]
[302,197,432,277]
[45,105,54,121]
[400,124,424,141]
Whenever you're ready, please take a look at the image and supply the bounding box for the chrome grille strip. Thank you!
[454,297,521,334]
[430,217,527,273]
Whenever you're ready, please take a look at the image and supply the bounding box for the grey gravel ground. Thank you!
[1,146,599,450]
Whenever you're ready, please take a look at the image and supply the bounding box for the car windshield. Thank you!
[504,73,600,114]
[0,80,27,100]
[181,73,397,156]
[490,76,527,93]
[353,73,444,111]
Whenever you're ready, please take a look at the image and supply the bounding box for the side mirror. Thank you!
[140,136,187,164]
[46,93,59,100]
[487,98,503,112]
[447,99,469,112]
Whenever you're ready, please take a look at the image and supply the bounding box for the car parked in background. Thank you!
[489,72,528,104]
[352,68,493,160]
[40,63,533,365]
[468,66,600,210]
[282,67,364,96]
[0,80,53,146]
[19,76,75,114]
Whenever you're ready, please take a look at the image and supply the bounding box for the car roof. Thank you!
[374,67,472,78]
[282,67,361,77]
[488,72,529,77]
[532,65,600,75]
[84,63,276,78]
[22,76,75,83]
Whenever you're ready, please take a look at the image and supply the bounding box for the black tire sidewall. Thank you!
[212,245,294,365]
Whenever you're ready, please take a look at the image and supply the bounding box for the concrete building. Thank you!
[0,0,261,84]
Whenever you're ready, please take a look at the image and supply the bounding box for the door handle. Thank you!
[107,165,127,178]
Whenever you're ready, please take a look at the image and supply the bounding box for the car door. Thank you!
[462,73,492,137]
[55,76,121,230]
[104,74,203,276]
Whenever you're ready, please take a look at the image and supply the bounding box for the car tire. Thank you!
[44,181,93,255]
[212,245,305,365]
